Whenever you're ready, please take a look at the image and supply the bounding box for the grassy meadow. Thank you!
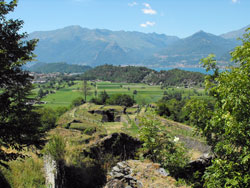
[36,81,205,109]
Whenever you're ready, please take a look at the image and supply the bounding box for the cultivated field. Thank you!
[38,81,205,109]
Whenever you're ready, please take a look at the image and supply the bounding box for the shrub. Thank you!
[107,94,135,107]
[71,97,85,107]
[37,107,57,131]
[0,157,46,188]
[43,135,66,161]
[138,112,189,175]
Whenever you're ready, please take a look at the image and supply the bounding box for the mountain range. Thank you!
[28,25,249,68]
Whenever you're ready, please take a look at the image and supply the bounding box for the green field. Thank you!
[37,81,205,109]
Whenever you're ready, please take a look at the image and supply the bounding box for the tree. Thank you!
[138,112,189,176]
[38,88,44,98]
[71,96,85,107]
[184,98,212,129]
[82,80,91,101]
[193,28,250,187]
[99,90,109,104]
[0,1,43,163]
[107,94,135,107]
[37,107,57,131]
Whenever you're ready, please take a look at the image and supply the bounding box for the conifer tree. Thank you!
[0,0,43,163]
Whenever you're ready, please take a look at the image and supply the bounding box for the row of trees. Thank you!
[73,64,205,87]
[156,90,214,124]
[90,90,135,107]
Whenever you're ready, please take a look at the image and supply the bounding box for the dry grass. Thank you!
[125,160,190,188]
[188,149,203,160]
[103,122,124,134]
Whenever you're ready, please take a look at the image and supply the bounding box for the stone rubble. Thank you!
[104,161,169,188]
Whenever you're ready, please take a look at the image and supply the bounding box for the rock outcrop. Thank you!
[104,160,179,188]
[44,155,65,188]
[176,153,212,180]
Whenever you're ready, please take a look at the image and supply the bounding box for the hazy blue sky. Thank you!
[7,0,250,38]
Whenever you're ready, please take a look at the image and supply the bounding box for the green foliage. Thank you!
[90,90,110,105]
[55,106,69,117]
[184,98,213,130]
[138,112,189,175]
[156,88,214,124]
[192,28,250,187]
[162,90,182,101]
[98,90,110,104]
[0,157,46,188]
[71,96,85,107]
[79,64,153,83]
[36,107,57,131]
[26,62,91,74]
[82,80,91,101]
[43,135,66,161]
[107,94,135,107]
[0,0,44,162]
[76,64,205,87]
[144,68,205,87]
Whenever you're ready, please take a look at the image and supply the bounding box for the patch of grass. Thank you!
[0,157,46,188]
[37,81,207,109]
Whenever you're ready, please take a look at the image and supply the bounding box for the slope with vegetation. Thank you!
[27,25,246,67]
[26,62,92,73]
[1,1,250,187]
[77,64,205,87]
[78,64,153,83]
[28,25,179,66]
[184,28,250,187]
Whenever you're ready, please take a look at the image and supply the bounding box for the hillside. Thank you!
[26,62,92,73]
[144,31,238,67]
[143,68,205,86]
[78,65,153,83]
[220,24,250,39]
[77,65,205,86]
[28,25,179,66]
[27,25,249,68]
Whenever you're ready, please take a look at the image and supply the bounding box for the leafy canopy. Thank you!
[0,0,43,162]
[193,28,250,187]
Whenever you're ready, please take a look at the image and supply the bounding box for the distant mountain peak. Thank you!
[196,30,206,33]
[64,25,82,29]
[190,30,213,37]
[221,24,250,39]
[27,25,241,68]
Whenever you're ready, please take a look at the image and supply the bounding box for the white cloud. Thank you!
[232,0,239,3]
[142,3,157,15]
[143,3,151,8]
[140,21,156,27]
[128,2,138,7]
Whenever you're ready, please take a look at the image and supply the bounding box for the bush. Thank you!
[55,106,69,117]
[107,94,135,107]
[43,135,66,161]
[138,112,189,176]
[37,107,57,131]
[0,157,46,188]
[71,97,85,107]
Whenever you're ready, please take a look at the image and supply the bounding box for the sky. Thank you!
[7,0,250,38]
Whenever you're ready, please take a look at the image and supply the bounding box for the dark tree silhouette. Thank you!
[0,1,44,163]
